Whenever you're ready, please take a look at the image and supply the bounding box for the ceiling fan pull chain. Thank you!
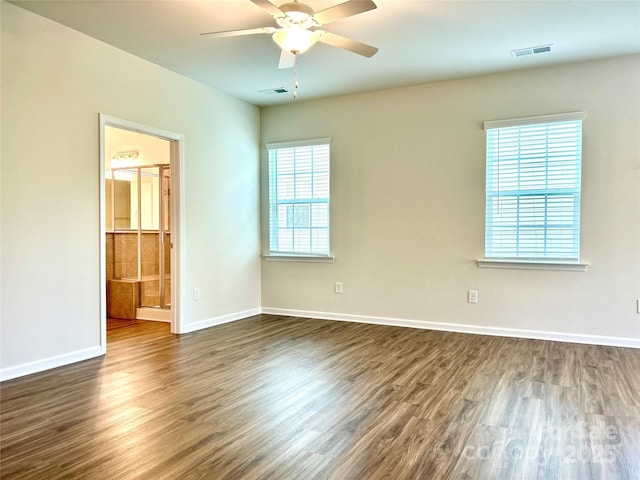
[293,55,299,99]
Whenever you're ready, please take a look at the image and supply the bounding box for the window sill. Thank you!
[477,259,588,271]
[263,254,335,263]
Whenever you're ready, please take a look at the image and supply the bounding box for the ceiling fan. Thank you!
[201,0,378,69]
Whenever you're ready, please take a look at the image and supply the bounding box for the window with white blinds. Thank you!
[484,112,584,261]
[267,138,330,256]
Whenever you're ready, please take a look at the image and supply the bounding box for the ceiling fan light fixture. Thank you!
[272,28,318,55]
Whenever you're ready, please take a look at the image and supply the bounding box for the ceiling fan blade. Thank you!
[278,50,297,69]
[313,0,377,25]
[316,31,378,57]
[200,27,275,38]
[250,0,284,17]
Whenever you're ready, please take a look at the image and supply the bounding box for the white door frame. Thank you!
[99,114,184,352]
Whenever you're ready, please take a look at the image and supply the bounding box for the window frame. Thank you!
[479,112,588,271]
[264,138,334,262]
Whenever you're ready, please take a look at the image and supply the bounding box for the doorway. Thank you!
[99,115,183,352]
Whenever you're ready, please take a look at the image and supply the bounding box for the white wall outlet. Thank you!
[335,282,343,294]
[193,287,200,301]
[468,290,478,304]
[637,298,640,314]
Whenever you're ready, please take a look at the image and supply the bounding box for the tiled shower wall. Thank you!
[106,232,171,318]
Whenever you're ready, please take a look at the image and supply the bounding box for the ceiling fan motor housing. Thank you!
[278,2,316,28]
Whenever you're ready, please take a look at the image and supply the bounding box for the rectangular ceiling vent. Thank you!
[259,87,289,95]
[511,44,553,58]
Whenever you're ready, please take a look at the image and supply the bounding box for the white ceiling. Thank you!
[10,0,640,107]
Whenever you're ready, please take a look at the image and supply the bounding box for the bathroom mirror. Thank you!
[105,178,132,231]
[107,168,162,231]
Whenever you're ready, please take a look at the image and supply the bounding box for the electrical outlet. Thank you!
[637,298,640,314]
[193,287,200,301]
[468,290,478,304]
[335,282,343,294]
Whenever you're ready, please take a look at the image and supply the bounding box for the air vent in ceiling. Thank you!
[511,44,553,58]
[259,87,289,95]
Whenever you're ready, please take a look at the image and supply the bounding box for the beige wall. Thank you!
[1,2,261,373]
[260,55,640,342]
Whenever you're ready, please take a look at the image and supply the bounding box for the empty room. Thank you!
[1,0,639,478]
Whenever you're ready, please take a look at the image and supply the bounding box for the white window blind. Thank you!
[267,138,330,256]
[484,112,584,260]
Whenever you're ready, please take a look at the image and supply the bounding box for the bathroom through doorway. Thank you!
[100,116,183,347]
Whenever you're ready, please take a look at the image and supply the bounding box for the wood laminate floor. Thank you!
[1,315,639,479]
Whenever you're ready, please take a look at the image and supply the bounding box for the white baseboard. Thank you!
[5,306,635,382]
[0,346,104,382]
[261,307,640,349]
[178,307,262,334]
[1,308,261,381]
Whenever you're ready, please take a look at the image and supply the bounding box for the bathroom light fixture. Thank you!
[112,151,139,161]
[110,151,139,169]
